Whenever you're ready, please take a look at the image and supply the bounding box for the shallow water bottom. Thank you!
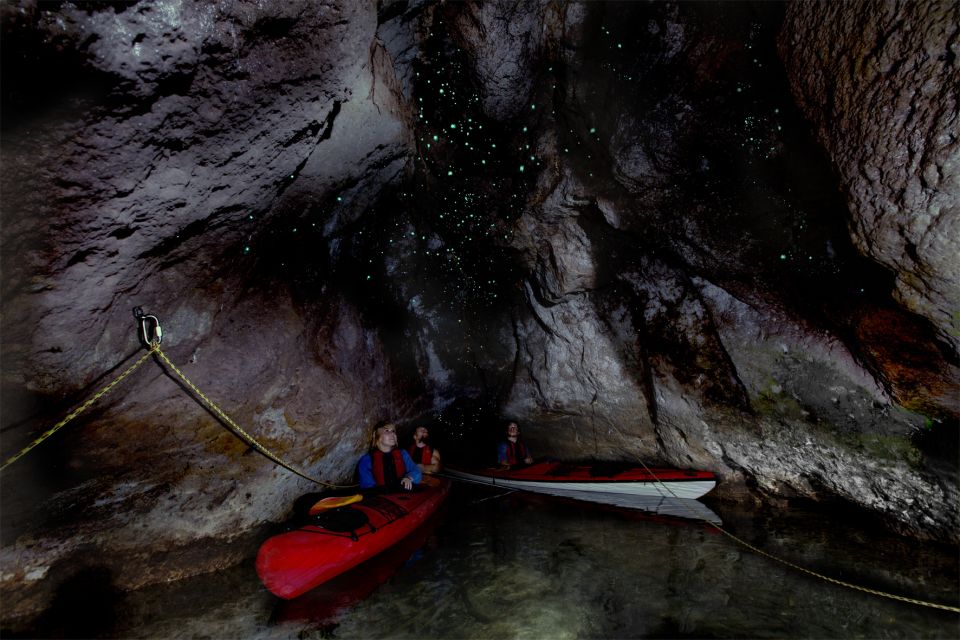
[15,484,960,638]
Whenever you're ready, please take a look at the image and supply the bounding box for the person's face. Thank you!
[378,426,398,449]
[507,423,519,437]
[414,426,429,442]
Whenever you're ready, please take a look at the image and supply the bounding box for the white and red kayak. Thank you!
[444,461,717,500]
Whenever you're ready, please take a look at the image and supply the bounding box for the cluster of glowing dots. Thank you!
[415,62,542,178]
[403,34,536,311]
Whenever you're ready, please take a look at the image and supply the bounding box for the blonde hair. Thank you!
[371,421,397,450]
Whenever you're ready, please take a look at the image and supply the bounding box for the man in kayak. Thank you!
[408,425,442,474]
[358,422,422,490]
[497,421,533,468]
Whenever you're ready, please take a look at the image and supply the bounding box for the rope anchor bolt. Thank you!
[133,306,162,347]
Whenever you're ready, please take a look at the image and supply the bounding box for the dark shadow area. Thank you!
[0,6,118,135]
[3,565,124,639]
[913,415,960,500]
[429,399,504,467]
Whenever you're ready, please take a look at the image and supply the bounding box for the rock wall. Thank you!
[1,0,957,624]
[779,0,960,355]
[0,0,425,620]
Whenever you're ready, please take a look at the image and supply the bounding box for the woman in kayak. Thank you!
[408,425,442,474]
[497,421,533,468]
[357,422,422,490]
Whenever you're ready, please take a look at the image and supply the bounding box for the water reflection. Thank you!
[270,509,446,631]
[526,487,723,524]
[314,487,958,639]
[36,483,958,639]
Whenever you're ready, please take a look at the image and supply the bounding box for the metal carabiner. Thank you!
[133,307,162,347]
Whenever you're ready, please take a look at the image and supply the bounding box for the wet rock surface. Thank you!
[1,0,957,624]
[779,0,960,355]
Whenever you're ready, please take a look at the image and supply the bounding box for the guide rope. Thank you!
[1,312,356,489]
[0,347,157,472]
[150,345,351,488]
[636,459,960,613]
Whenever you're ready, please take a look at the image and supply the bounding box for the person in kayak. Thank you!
[497,421,533,468]
[358,422,422,490]
[407,425,441,474]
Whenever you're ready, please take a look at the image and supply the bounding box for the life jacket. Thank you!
[370,448,406,486]
[504,439,529,465]
[408,444,433,465]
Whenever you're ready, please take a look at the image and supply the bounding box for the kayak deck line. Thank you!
[443,462,717,500]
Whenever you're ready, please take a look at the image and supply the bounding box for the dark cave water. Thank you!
[13,484,960,639]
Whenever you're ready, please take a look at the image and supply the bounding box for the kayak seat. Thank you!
[310,507,370,535]
[588,461,636,477]
[544,462,578,477]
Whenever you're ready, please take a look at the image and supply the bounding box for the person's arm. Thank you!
[497,442,508,465]
[523,443,533,465]
[401,450,423,485]
[419,448,442,474]
[357,454,376,489]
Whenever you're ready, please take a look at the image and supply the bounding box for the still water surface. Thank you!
[53,483,960,638]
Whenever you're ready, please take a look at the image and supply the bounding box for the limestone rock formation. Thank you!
[1,0,422,620]
[779,0,960,355]
[1,0,957,625]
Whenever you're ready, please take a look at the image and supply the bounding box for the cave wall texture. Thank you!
[1,0,957,622]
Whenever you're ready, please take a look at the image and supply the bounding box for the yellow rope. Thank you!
[709,523,960,612]
[2,341,355,490]
[637,460,960,613]
[1,347,157,472]
[151,346,354,489]
[13,332,951,611]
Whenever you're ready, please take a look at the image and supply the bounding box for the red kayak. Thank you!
[256,477,451,599]
[271,510,444,624]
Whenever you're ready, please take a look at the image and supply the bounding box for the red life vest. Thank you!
[408,444,433,465]
[505,440,529,465]
[370,448,406,486]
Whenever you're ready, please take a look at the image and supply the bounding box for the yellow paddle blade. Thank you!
[308,494,362,515]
